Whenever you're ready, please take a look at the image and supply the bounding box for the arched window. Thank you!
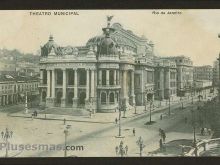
[109,70,114,85]
[109,93,114,103]
[102,70,106,85]
[101,92,106,104]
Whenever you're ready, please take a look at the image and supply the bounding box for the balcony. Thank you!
[97,85,121,89]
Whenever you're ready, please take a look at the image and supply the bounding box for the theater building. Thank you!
[39,18,175,112]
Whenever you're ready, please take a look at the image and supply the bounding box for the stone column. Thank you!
[86,69,90,100]
[73,69,78,108]
[61,68,66,107]
[117,70,120,85]
[46,69,51,98]
[123,70,129,108]
[99,70,102,85]
[165,68,170,99]
[2,96,4,106]
[51,69,55,98]
[91,69,95,97]
[40,69,43,84]
[106,70,109,85]
[114,70,117,85]
[131,70,135,105]
[160,68,164,100]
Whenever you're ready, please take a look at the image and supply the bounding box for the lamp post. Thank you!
[191,106,196,145]
[149,101,153,123]
[25,91,28,114]
[64,125,71,157]
[136,136,145,157]
[1,128,13,157]
[168,92,171,116]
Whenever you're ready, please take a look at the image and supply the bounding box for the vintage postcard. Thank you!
[0,9,219,157]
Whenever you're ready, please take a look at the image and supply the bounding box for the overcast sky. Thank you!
[0,10,220,66]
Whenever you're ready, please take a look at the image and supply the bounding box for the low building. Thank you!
[0,74,39,107]
[213,60,219,87]
[193,65,213,81]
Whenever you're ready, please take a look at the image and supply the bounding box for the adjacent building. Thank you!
[154,57,177,100]
[213,60,219,87]
[193,65,213,81]
[0,74,39,107]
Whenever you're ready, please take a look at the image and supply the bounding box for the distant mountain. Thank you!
[0,48,40,64]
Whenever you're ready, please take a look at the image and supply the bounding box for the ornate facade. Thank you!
[39,17,177,112]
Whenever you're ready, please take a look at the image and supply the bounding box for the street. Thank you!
[0,94,213,157]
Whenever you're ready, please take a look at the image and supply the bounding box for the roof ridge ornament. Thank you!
[107,15,114,27]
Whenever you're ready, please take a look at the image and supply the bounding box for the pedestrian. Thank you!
[125,145,128,155]
[115,146,119,155]
[159,128,162,138]
[115,118,118,124]
[201,127,204,136]
[208,128,212,136]
[159,138,163,151]
[184,117,187,124]
[1,131,4,138]
[160,114,163,120]
[133,128,136,136]
[64,118,66,125]
[162,131,166,142]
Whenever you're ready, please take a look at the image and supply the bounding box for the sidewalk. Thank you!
[8,96,195,125]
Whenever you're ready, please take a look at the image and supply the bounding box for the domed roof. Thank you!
[97,36,118,55]
[41,35,59,56]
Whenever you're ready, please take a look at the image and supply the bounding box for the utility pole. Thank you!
[149,101,152,123]
[218,34,220,102]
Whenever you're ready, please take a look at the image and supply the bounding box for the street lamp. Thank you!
[116,97,124,138]
[25,91,28,114]
[168,90,171,116]
[136,136,145,157]
[191,107,196,145]
[1,128,13,157]
[64,125,71,157]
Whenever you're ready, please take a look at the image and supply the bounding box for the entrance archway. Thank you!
[147,93,153,101]
[56,91,62,106]
[67,92,74,106]
[42,91,46,102]
[79,91,86,105]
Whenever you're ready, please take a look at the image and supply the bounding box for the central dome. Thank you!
[98,36,118,55]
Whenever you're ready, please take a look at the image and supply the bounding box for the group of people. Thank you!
[201,127,212,136]
[115,141,128,156]
[31,110,38,119]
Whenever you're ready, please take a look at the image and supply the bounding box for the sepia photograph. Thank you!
[0,9,220,158]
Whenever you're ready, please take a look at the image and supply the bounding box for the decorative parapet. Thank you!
[184,138,220,156]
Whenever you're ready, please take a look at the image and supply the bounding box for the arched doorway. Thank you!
[79,91,86,106]
[67,92,74,106]
[101,92,107,104]
[147,93,153,101]
[109,92,114,104]
[42,91,46,102]
[56,91,62,106]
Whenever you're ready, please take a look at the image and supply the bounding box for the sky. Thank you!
[0,10,220,66]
